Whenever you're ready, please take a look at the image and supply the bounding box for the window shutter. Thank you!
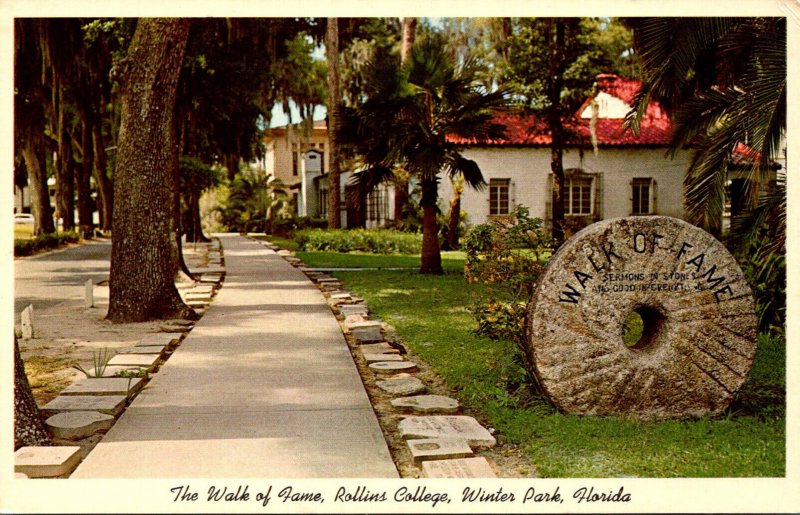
[652,179,657,215]
[594,174,603,220]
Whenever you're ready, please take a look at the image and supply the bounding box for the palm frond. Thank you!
[728,182,785,253]
[444,153,486,191]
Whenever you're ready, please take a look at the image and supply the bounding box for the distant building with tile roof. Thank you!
[259,74,774,234]
[440,73,692,234]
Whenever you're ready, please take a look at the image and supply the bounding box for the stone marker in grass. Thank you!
[107,353,159,369]
[46,411,114,440]
[527,216,757,419]
[369,361,417,375]
[391,395,460,414]
[61,377,144,396]
[398,416,496,447]
[84,279,94,308]
[42,395,128,417]
[362,353,405,363]
[15,446,82,478]
[376,374,426,396]
[137,333,181,346]
[21,304,34,339]
[407,438,473,464]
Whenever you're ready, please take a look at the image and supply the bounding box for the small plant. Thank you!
[114,368,149,380]
[72,347,113,378]
[737,236,785,336]
[463,205,553,396]
[463,205,552,343]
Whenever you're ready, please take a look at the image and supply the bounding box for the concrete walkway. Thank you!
[72,234,398,478]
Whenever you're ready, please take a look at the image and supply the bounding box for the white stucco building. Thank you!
[441,74,691,234]
[260,74,773,234]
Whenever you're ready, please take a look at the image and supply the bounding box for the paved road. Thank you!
[72,234,398,478]
[13,240,112,322]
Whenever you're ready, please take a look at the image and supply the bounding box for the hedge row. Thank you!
[14,231,81,257]
[294,228,422,254]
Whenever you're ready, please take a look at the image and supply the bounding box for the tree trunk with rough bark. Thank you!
[15,335,51,449]
[21,135,56,236]
[107,18,195,323]
[184,191,209,243]
[419,178,443,275]
[547,19,567,247]
[326,18,342,229]
[444,176,463,251]
[54,87,75,231]
[76,106,95,238]
[92,120,113,232]
[225,153,240,182]
[394,17,417,222]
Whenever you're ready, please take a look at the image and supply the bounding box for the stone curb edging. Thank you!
[268,241,500,479]
[15,238,226,479]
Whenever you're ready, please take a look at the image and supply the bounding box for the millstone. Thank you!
[527,216,757,419]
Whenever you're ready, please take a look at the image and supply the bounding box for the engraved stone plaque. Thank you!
[398,416,496,447]
[527,216,757,419]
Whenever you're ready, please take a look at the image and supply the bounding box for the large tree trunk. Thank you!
[225,153,240,182]
[107,18,195,323]
[15,335,51,449]
[184,191,209,243]
[54,87,75,231]
[326,18,342,229]
[394,17,417,222]
[547,19,567,247]
[76,111,95,238]
[419,178,443,275]
[92,119,113,232]
[443,176,463,251]
[21,135,56,236]
[15,19,56,236]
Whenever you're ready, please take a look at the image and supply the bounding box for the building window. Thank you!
[631,178,653,215]
[318,189,328,218]
[567,177,592,215]
[366,188,389,223]
[489,179,510,216]
[292,152,298,176]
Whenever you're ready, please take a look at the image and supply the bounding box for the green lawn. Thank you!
[300,250,785,477]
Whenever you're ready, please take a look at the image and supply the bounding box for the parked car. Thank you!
[14,213,35,225]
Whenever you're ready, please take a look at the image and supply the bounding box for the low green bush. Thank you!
[14,230,81,257]
[294,228,422,254]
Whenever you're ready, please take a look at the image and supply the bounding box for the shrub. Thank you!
[738,236,785,335]
[463,206,552,394]
[295,228,422,254]
[14,230,81,257]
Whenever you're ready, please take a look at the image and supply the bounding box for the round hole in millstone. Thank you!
[621,306,665,350]
[526,216,757,419]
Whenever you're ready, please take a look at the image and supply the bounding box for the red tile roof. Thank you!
[448,74,673,147]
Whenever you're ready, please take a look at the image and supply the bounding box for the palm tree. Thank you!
[339,37,510,274]
[627,17,786,251]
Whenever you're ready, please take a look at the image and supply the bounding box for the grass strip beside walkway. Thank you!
[299,250,785,478]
